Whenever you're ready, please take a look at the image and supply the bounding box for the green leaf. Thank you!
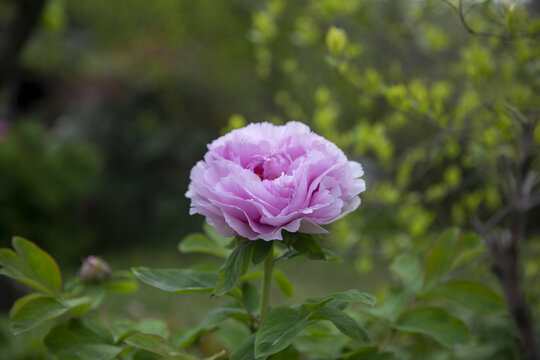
[313,305,369,343]
[214,241,256,296]
[178,233,230,258]
[390,254,423,294]
[230,334,263,360]
[323,249,343,262]
[255,306,311,358]
[241,282,261,314]
[0,241,61,296]
[273,270,293,298]
[124,333,197,360]
[343,346,395,360]
[292,234,326,260]
[424,228,460,289]
[9,294,69,335]
[203,350,227,360]
[251,240,273,265]
[132,267,218,293]
[173,306,249,347]
[12,237,62,295]
[452,233,485,269]
[365,288,406,323]
[395,307,471,348]
[44,318,123,360]
[307,289,376,307]
[103,271,139,293]
[422,281,506,314]
[0,249,27,280]
[64,296,93,316]
[271,345,300,359]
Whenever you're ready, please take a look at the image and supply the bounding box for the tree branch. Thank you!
[472,117,539,360]
[449,0,540,41]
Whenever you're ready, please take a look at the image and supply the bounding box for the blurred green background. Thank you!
[1,0,540,358]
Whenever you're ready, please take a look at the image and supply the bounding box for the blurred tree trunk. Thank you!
[0,0,46,313]
[0,0,46,92]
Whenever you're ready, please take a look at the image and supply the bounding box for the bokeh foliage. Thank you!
[0,0,539,359]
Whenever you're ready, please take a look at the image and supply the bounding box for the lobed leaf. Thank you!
[0,238,63,296]
[12,237,62,294]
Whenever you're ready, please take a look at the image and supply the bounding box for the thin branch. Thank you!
[444,0,540,41]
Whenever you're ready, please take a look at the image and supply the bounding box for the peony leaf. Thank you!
[102,271,139,293]
[132,267,218,293]
[255,306,312,358]
[12,237,62,295]
[124,333,197,359]
[214,241,256,296]
[271,345,301,359]
[307,289,376,307]
[251,240,273,265]
[313,305,369,343]
[44,318,123,360]
[173,305,249,348]
[9,293,68,335]
[230,334,264,360]
[292,234,326,260]
[0,238,63,296]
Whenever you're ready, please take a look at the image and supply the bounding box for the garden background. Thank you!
[0,0,539,359]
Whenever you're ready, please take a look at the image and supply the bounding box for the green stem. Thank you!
[260,241,274,322]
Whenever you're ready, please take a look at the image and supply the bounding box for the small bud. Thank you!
[78,256,111,283]
[326,26,348,57]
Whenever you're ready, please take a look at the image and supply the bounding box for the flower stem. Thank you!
[260,241,274,322]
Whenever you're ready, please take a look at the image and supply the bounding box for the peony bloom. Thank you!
[186,122,365,241]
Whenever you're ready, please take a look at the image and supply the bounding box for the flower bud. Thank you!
[78,256,111,283]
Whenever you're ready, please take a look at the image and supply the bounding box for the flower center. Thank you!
[248,153,289,180]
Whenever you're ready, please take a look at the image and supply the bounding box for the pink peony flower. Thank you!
[186,122,365,241]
